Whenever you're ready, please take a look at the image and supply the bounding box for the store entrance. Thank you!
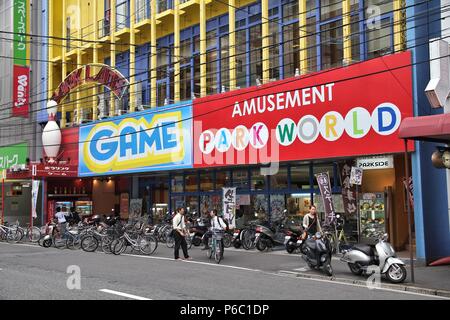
[141,175,169,225]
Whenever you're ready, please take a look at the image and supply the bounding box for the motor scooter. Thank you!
[340,233,407,283]
[284,229,304,254]
[299,231,333,276]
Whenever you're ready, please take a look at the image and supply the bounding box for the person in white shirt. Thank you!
[54,207,67,238]
[209,209,227,255]
[172,207,191,261]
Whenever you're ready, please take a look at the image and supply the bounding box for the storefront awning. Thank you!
[399,113,450,143]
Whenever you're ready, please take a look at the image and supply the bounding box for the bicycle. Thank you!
[111,225,157,256]
[0,222,23,243]
[207,229,224,264]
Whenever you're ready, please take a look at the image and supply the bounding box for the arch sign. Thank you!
[51,64,129,103]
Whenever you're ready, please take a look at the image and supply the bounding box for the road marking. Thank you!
[275,271,450,300]
[294,267,309,272]
[99,289,152,300]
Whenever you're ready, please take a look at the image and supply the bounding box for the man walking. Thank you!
[173,207,192,261]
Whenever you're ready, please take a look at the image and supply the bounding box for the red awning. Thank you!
[399,113,450,143]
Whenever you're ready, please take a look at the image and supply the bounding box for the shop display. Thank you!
[75,201,92,216]
[359,193,386,244]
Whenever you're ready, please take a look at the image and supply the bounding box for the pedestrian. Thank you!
[54,207,67,239]
[302,205,322,238]
[173,207,192,261]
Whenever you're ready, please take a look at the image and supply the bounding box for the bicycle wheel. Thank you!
[101,236,114,254]
[7,229,23,243]
[111,238,126,255]
[214,241,223,264]
[27,227,41,243]
[66,236,81,250]
[242,229,255,250]
[138,235,155,255]
[81,235,99,252]
[223,233,232,248]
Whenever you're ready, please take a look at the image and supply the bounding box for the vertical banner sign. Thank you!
[315,172,336,226]
[120,193,130,217]
[13,0,29,118]
[339,162,358,217]
[31,180,40,219]
[14,0,28,66]
[223,187,236,229]
[129,199,143,219]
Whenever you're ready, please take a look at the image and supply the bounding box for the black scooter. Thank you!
[300,232,333,276]
[284,229,304,254]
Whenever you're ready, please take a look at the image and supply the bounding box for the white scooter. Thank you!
[340,233,407,283]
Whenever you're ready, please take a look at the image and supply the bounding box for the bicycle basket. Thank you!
[212,229,225,240]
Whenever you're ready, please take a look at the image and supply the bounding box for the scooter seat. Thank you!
[305,238,316,250]
[353,244,374,257]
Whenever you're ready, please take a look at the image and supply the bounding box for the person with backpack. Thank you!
[209,209,228,256]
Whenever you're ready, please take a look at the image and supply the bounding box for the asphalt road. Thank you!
[0,242,446,300]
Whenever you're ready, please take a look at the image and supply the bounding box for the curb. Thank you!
[278,271,450,298]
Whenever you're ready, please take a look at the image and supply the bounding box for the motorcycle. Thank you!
[340,233,407,283]
[284,229,304,254]
[232,228,244,248]
[299,231,333,276]
[191,218,209,247]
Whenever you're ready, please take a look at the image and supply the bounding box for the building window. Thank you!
[180,66,191,101]
[206,50,218,95]
[364,0,393,16]
[351,14,361,62]
[136,0,149,22]
[233,170,249,191]
[366,18,393,59]
[251,168,266,191]
[253,194,269,221]
[291,165,311,190]
[185,172,198,192]
[171,174,184,193]
[269,21,280,80]
[320,20,343,70]
[157,82,167,106]
[193,54,201,97]
[320,0,342,21]
[220,35,230,90]
[270,166,288,190]
[186,196,198,215]
[249,24,262,86]
[216,171,230,190]
[306,16,318,73]
[206,30,217,49]
[283,1,299,23]
[200,171,214,192]
[283,23,300,78]
[116,0,129,31]
[270,194,287,221]
[236,29,247,89]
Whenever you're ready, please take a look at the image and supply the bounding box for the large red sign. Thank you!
[193,51,414,168]
[12,65,30,118]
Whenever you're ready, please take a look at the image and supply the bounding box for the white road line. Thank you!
[0,242,46,249]
[275,271,450,300]
[123,253,262,272]
[99,289,152,300]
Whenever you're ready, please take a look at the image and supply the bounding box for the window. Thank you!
[171,175,184,193]
[220,35,230,90]
[206,30,217,49]
[233,170,249,190]
[185,173,198,192]
[351,14,361,62]
[252,195,269,222]
[270,194,287,221]
[249,25,262,86]
[157,82,166,106]
[200,171,214,192]
[186,196,198,215]
[283,1,299,23]
[236,29,247,89]
[291,165,311,190]
[216,171,230,189]
[320,20,343,69]
[180,40,191,64]
[269,21,280,80]
[251,168,266,191]
[320,0,342,21]
[136,0,148,22]
[283,23,300,78]
[366,18,393,59]
[116,0,129,31]
[270,166,288,190]
[180,66,191,101]
[364,0,393,16]
[157,47,168,80]
[193,54,201,97]
[306,17,318,72]
[206,50,218,95]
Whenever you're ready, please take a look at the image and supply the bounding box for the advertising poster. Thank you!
[31,180,40,219]
[129,199,143,219]
[222,187,236,229]
[315,172,336,226]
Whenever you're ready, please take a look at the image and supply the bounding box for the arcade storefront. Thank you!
[74,52,414,250]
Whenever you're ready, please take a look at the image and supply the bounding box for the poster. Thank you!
[222,187,236,229]
[339,161,358,217]
[129,199,143,219]
[120,193,129,217]
[350,167,363,185]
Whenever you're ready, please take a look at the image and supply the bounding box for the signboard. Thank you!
[120,193,129,216]
[350,167,363,185]
[222,187,236,229]
[315,172,336,225]
[193,52,414,167]
[403,176,414,207]
[33,164,79,178]
[12,65,30,117]
[52,64,129,103]
[357,155,394,170]
[339,161,358,217]
[13,0,28,66]
[78,104,193,177]
[0,143,28,170]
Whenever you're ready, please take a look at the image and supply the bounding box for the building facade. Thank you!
[37,0,450,264]
[0,0,46,225]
